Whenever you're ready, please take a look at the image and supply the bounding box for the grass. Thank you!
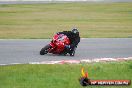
[0,2,132,38]
[0,61,132,88]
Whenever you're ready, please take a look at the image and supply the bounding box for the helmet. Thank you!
[71,28,79,34]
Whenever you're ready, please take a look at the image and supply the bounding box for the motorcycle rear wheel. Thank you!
[40,44,51,55]
[70,47,76,56]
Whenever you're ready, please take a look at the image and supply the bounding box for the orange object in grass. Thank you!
[81,67,88,78]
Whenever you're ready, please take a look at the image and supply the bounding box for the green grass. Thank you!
[0,2,132,39]
[0,61,132,88]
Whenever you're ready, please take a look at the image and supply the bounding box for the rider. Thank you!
[57,28,80,56]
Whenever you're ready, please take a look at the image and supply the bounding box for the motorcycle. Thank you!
[40,34,76,56]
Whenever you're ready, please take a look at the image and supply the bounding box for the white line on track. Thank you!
[1,57,132,65]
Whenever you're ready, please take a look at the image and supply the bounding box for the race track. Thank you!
[0,38,132,64]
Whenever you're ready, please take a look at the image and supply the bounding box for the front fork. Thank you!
[49,42,56,53]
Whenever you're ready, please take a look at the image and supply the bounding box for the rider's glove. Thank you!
[65,45,70,49]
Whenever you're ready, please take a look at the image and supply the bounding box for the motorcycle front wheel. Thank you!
[40,44,51,55]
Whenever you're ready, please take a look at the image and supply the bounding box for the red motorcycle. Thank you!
[40,34,75,56]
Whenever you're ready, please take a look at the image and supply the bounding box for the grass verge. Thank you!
[0,2,132,38]
[0,61,132,88]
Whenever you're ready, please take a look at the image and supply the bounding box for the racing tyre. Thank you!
[70,47,76,56]
[40,44,51,55]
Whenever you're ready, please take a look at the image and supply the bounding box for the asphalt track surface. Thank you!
[0,38,132,64]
